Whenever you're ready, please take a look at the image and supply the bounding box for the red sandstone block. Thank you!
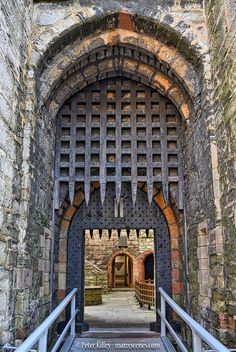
[57,290,66,300]
[153,193,166,210]
[180,102,190,120]
[171,250,180,261]
[168,87,184,107]
[228,316,235,334]
[157,45,176,64]
[163,207,176,225]
[219,313,227,330]
[170,238,179,250]
[171,57,188,79]
[119,11,133,31]
[172,268,180,281]
[64,206,77,221]
[16,328,27,340]
[169,223,179,238]
[172,282,184,295]
[59,220,70,238]
[153,73,172,92]
[73,191,85,207]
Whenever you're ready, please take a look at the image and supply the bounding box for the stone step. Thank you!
[111,288,135,292]
[80,330,160,339]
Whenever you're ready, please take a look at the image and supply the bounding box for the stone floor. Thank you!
[84,289,156,329]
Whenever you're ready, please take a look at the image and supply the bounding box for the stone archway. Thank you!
[107,249,139,289]
[55,182,182,334]
[2,1,231,346]
[42,29,195,122]
[139,250,154,282]
[144,254,154,281]
[29,9,195,335]
[67,183,172,331]
[56,185,181,304]
[31,16,197,324]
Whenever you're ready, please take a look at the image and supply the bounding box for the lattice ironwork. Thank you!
[55,77,183,209]
[67,183,171,328]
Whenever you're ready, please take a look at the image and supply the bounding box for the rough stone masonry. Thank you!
[0,0,235,349]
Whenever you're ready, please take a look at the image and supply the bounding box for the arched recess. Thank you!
[57,187,181,293]
[56,184,181,303]
[66,183,172,331]
[107,249,139,288]
[144,254,155,281]
[139,250,154,282]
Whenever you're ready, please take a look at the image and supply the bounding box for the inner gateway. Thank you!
[68,183,171,330]
[57,76,183,330]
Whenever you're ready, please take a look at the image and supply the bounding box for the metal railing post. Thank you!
[193,331,202,352]
[157,288,229,352]
[38,331,48,352]
[70,292,76,336]
[161,293,166,337]
[15,288,78,352]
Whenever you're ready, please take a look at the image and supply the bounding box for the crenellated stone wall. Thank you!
[85,229,154,292]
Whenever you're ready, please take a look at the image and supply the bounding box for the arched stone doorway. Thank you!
[139,250,155,282]
[144,253,154,281]
[107,250,139,289]
[112,253,133,288]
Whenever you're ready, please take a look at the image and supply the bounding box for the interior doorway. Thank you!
[144,253,154,281]
[113,254,133,288]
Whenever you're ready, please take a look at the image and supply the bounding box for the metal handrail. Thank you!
[15,288,78,352]
[158,287,230,352]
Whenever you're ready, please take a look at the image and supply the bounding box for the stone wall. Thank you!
[204,0,236,345]
[0,0,32,346]
[85,260,108,294]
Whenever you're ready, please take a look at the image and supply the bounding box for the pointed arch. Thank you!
[56,184,182,301]
[37,28,199,122]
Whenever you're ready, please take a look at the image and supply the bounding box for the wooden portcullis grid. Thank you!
[55,77,183,208]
